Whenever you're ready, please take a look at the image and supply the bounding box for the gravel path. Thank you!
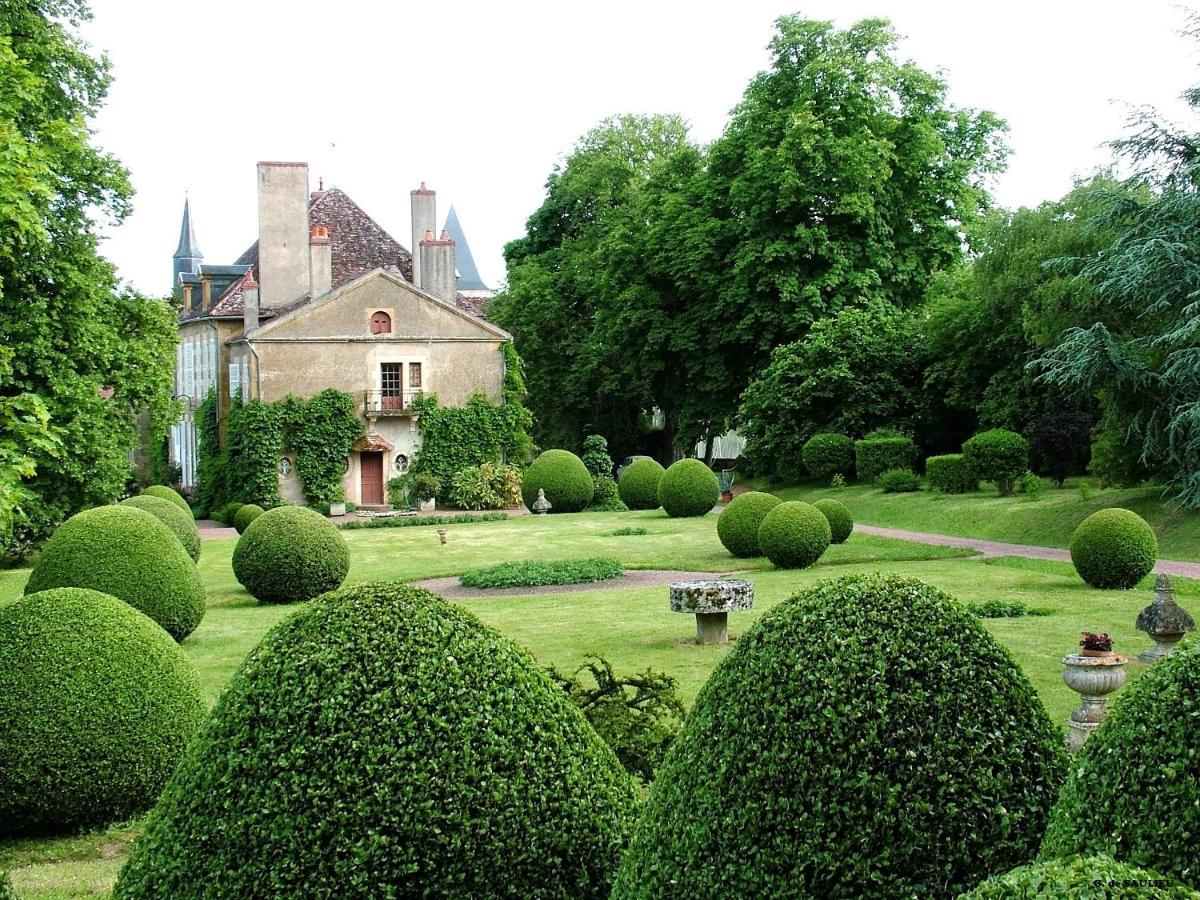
[415,570,720,600]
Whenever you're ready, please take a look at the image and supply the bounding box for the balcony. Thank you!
[363,390,423,417]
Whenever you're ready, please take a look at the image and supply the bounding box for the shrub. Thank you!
[966,599,1052,618]
[964,856,1197,899]
[757,501,830,569]
[113,582,638,899]
[120,495,201,562]
[925,453,977,493]
[581,434,614,479]
[0,588,206,835]
[716,491,782,558]
[618,458,665,510]
[830,473,847,489]
[231,506,350,604]
[1040,640,1200,887]
[1019,471,1045,500]
[611,527,647,536]
[854,435,915,482]
[521,450,594,513]
[802,433,854,479]
[1069,507,1158,589]
[411,472,441,502]
[612,574,1068,898]
[340,512,508,530]
[213,501,242,526]
[963,428,1030,496]
[232,503,264,534]
[657,459,719,518]
[24,506,206,641]
[813,498,853,544]
[450,462,523,510]
[588,475,627,512]
[878,467,921,492]
[459,558,624,589]
[142,485,191,515]
[0,872,15,899]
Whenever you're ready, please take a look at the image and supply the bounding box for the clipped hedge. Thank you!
[232,503,264,535]
[459,558,624,589]
[232,506,349,604]
[1069,507,1158,589]
[24,506,206,641]
[926,453,978,493]
[0,588,206,835]
[813,498,853,544]
[617,458,664,510]
[964,855,1199,899]
[613,574,1068,899]
[521,449,595,514]
[716,491,782,558]
[802,433,854,479]
[113,582,639,899]
[963,428,1029,496]
[657,459,719,518]
[1040,640,1200,887]
[142,485,191,515]
[213,501,242,526]
[120,495,201,562]
[878,467,921,493]
[854,435,915,482]
[757,501,830,569]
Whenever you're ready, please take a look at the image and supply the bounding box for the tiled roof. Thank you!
[454,290,494,320]
[353,432,395,452]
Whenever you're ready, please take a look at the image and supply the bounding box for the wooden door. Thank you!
[360,452,384,505]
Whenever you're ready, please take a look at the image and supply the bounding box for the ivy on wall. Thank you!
[226,398,285,508]
[193,388,226,515]
[288,389,364,506]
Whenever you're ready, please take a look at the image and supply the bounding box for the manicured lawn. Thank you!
[2,507,1195,898]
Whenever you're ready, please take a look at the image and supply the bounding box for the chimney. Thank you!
[410,182,435,286]
[181,283,194,315]
[242,269,260,333]
[420,228,456,303]
[309,224,332,297]
[257,162,311,307]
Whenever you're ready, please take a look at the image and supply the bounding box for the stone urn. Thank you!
[1061,653,1127,751]
[1136,573,1195,663]
[670,579,754,645]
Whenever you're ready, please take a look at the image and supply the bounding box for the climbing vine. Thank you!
[193,388,226,515]
[226,397,285,508]
[288,389,363,506]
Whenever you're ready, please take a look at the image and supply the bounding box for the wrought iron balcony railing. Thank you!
[363,390,423,416]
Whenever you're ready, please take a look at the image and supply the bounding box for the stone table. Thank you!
[670,579,754,645]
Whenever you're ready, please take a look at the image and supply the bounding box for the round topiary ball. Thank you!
[142,485,191,516]
[113,582,639,899]
[963,855,1199,899]
[0,588,206,835]
[1069,507,1158,589]
[813,498,854,544]
[612,574,1068,899]
[1039,640,1200,888]
[521,449,595,513]
[233,503,264,535]
[757,500,831,569]
[24,505,206,641]
[657,459,719,518]
[231,506,349,604]
[716,492,781,557]
[120,495,201,562]
[618,458,665,510]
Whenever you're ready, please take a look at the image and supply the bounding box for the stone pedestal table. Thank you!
[669,579,754,645]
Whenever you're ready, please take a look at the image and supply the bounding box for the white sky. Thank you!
[82,0,1198,296]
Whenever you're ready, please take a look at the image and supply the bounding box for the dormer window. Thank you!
[370,311,392,334]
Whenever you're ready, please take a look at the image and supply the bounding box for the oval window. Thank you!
[370,311,392,334]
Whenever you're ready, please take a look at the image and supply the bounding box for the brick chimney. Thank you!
[181,283,194,315]
[257,162,311,308]
[419,228,456,303]
[410,182,435,287]
[242,269,260,333]
[309,224,332,298]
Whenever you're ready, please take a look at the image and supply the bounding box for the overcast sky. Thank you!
[82,0,1197,296]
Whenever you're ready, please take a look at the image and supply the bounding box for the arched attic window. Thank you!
[370,311,392,334]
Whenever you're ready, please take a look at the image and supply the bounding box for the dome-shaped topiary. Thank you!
[232,503,264,535]
[613,574,1068,899]
[757,500,831,568]
[962,428,1029,496]
[657,459,718,518]
[813,498,853,544]
[521,449,595,513]
[1039,640,1200,888]
[142,485,191,516]
[24,506,206,641]
[120,495,201,562]
[0,588,206,835]
[1069,507,1158,589]
[231,506,349,604]
[802,433,854,480]
[716,492,781,557]
[963,855,1199,899]
[617,458,665,510]
[113,582,639,899]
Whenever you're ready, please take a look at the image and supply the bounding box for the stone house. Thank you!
[169,161,508,506]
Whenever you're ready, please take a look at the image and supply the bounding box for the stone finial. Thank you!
[1136,573,1195,663]
[532,488,552,515]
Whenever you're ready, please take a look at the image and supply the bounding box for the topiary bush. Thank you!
[756,500,831,569]
[1039,640,1200,887]
[0,588,206,835]
[854,435,916,482]
[963,855,1199,899]
[588,475,627,512]
[878,467,921,493]
[1069,507,1158,589]
[618,458,665,510]
[232,503,264,535]
[716,491,781,557]
[113,582,639,899]
[657,459,719,518]
[24,506,206,641]
[813,498,853,544]
[142,485,191,516]
[926,453,978,493]
[521,449,595,513]
[581,434,615,479]
[802,433,854,480]
[213,501,242,526]
[459,558,624,589]
[232,506,349,604]
[963,428,1030,496]
[612,574,1068,899]
[120,495,201,562]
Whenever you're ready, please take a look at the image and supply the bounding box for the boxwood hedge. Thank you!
[657,459,718,518]
[963,429,1029,496]
[113,582,639,899]
[813,498,853,544]
[0,588,206,835]
[802,433,854,479]
[716,491,781,557]
[232,506,349,604]
[854,435,915,482]
[232,503,264,534]
[459,558,624,589]
[926,453,978,494]
[521,450,595,513]
[142,485,191,515]
[612,574,1068,899]
[757,500,830,569]
[878,467,921,493]
[963,855,1200,899]
[1069,507,1158,589]
[120,495,201,562]
[617,458,664,510]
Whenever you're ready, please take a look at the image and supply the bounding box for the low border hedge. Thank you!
[459,558,624,589]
